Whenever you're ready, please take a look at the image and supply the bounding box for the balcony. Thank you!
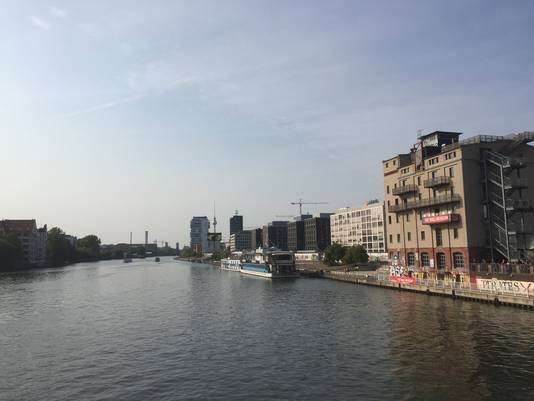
[424,176,451,188]
[388,194,461,213]
[506,199,533,212]
[392,184,418,196]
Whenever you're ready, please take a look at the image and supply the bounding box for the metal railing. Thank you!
[392,184,418,196]
[470,263,534,275]
[423,176,451,188]
[388,194,461,212]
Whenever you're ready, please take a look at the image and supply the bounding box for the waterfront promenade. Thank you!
[322,270,534,309]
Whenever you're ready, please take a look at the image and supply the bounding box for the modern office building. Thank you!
[263,221,289,250]
[252,228,263,249]
[190,216,210,253]
[229,213,243,237]
[0,219,47,266]
[330,200,387,258]
[304,214,332,251]
[383,131,534,272]
[288,220,305,251]
[230,230,252,252]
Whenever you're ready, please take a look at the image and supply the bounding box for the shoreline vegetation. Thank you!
[0,227,177,272]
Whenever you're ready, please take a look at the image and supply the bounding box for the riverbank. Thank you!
[322,270,534,309]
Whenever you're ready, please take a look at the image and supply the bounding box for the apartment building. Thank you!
[330,200,386,258]
[0,219,47,266]
[383,131,534,272]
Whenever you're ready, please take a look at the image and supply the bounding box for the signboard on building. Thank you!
[422,214,460,225]
[471,277,534,297]
[422,134,439,147]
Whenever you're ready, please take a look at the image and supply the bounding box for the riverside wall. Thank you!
[322,270,534,309]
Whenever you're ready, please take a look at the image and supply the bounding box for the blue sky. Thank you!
[1,0,533,245]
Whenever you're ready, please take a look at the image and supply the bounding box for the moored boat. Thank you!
[220,257,241,271]
[240,248,299,278]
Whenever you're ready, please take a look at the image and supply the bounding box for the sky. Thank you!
[1,0,533,246]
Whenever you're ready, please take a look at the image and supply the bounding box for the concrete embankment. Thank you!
[322,271,534,309]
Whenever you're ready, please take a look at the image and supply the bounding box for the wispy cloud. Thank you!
[49,7,67,19]
[28,16,51,30]
[64,94,145,117]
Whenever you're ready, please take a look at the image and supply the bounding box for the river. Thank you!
[1,258,534,400]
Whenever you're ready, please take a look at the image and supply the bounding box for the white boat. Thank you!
[240,248,299,278]
[220,258,241,272]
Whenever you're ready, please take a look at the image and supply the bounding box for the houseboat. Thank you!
[220,257,241,272]
[240,248,299,278]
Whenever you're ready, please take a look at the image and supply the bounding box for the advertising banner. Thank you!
[472,277,534,297]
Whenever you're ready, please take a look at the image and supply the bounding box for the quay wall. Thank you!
[322,271,534,309]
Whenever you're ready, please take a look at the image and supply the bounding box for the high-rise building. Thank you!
[330,201,387,258]
[251,228,263,249]
[230,213,243,237]
[263,221,289,250]
[304,214,332,251]
[383,131,534,272]
[190,216,210,253]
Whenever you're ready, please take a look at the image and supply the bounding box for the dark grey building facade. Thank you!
[304,214,332,251]
[230,214,243,236]
[263,221,288,250]
[288,220,305,251]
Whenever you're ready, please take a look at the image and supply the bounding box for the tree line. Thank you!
[0,227,106,271]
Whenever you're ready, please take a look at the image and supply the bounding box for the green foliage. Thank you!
[342,245,369,265]
[180,248,201,258]
[0,234,26,271]
[324,242,346,266]
[47,227,76,267]
[324,243,369,266]
[77,235,101,257]
[210,247,231,261]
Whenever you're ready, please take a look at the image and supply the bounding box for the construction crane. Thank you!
[290,199,328,215]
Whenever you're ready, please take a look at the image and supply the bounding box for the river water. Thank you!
[1,258,534,401]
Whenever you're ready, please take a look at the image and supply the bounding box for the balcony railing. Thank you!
[424,176,451,188]
[392,184,418,196]
[388,194,461,213]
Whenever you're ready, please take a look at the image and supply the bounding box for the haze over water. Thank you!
[1,259,534,400]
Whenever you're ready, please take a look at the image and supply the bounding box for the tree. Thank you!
[324,243,346,266]
[77,235,101,257]
[0,234,26,271]
[342,245,369,265]
[47,227,76,267]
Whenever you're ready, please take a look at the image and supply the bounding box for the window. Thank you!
[449,167,454,177]
[417,176,421,186]
[421,231,425,240]
[437,252,446,269]
[407,252,415,266]
[387,185,390,194]
[397,234,400,242]
[407,232,411,241]
[421,252,430,267]
[435,228,443,246]
[453,252,464,268]
[386,162,389,168]
[406,213,410,222]
[388,216,392,224]
[431,170,436,178]
[396,215,399,223]
[389,234,393,243]
[453,228,458,239]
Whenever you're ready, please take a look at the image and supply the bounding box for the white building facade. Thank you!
[330,200,387,260]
